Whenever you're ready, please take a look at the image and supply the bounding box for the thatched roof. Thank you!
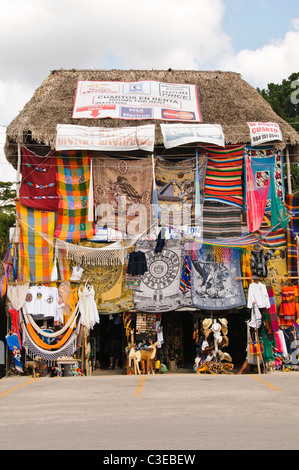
[5,68,299,167]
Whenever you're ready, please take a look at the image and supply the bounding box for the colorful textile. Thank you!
[251,248,275,278]
[244,146,284,212]
[191,245,246,310]
[155,154,207,226]
[200,145,244,208]
[285,194,299,278]
[20,146,59,212]
[180,255,192,293]
[265,286,279,333]
[55,151,95,242]
[270,176,289,229]
[6,333,23,372]
[245,155,270,232]
[202,201,242,238]
[15,200,55,283]
[133,240,193,312]
[279,286,299,327]
[93,156,153,234]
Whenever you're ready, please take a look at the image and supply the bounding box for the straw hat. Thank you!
[202,318,212,330]
[204,328,212,339]
[211,322,221,334]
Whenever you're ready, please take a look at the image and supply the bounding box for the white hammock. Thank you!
[23,303,80,338]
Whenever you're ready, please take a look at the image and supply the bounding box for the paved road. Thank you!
[0,371,298,451]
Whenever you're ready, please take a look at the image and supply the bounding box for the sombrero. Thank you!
[202,318,212,329]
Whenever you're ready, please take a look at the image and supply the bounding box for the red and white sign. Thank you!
[72,80,202,122]
[247,122,283,146]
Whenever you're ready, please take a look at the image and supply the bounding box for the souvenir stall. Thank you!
[2,70,299,377]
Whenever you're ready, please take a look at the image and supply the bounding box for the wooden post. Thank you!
[286,146,292,195]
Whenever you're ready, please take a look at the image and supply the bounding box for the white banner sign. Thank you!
[247,122,283,146]
[160,123,225,148]
[55,124,155,152]
[72,80,202,122]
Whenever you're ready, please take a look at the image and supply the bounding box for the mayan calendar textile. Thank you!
[244,147,284,212]
[15,200,55,283]
[19,147,59,212]
[191,245,246,310]
[132,240,193,313]
[202,201,242,239]
[55,151,95,242]
[73,242,134,315]
[93,156,153,234]
[199,145,244,208]
[154,155,207,226]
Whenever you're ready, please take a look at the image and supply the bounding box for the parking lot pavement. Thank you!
[0,371,298,451]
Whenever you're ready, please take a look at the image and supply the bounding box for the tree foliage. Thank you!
[0,182,16,259]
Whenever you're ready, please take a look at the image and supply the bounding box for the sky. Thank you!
[0,0,298,182]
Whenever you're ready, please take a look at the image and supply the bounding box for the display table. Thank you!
[57,358,79,377]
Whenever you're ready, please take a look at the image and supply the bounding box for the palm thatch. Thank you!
[5,68,299,167]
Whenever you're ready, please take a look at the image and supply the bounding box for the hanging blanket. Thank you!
[279,286,299,327]
[191,245,246,310]
[75,242,134,315]
[202,201,242,238]
[200,145,244,208]
[265,286,279,333]
[15,200,55,283]
[244,147,284,212]
[285,194,299,279]
[155,155,207,226]
[132,240,193,312]
[55,151,95,242]
[93,156,153,235]
[20,146,59,212]
[245,155,270,232]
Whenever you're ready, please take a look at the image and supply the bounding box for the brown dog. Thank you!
[24,356,42,377]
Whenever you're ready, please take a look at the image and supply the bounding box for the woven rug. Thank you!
[20,146,59,212]
[15,200,56,283]
[132,239,193,312]
[93,156,153,235]
[191,245,246,310]
[202,201,242,238]
[200,145,244,208]
[244,147,284,212]
[155,155,207,226]
[55,151,95,242]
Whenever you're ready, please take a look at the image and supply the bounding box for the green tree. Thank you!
[0,182,16,259]
[257,72,299,133]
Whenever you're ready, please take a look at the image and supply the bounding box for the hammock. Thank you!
[25,304,79,338]
[55,238,126,266]
[21,321,79,365]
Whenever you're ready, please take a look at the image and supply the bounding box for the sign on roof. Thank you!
[55,124,155,152]
[247,122,283,146]
[72,80,202,122]
[160,123,225,148]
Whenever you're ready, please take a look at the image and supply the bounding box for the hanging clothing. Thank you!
[154,228,166,254]
[78,284,99,330]
[247,282,270,310]
[23,285,64,323]
[126,251,148,276]
[251,248,275,278]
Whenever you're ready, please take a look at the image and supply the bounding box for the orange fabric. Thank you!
[26,322,74,350]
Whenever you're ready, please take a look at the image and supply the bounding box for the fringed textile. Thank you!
[279,286,299,327]
[202,201,242,238]
[55,151,95,242]
[285,194,299,279]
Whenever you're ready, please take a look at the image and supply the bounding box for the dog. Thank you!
[24,356,43,377]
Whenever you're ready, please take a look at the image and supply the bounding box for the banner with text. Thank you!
[160,123,225,148]
[55,124,155,152]
[247,122,283,146]
[72,80,202,122]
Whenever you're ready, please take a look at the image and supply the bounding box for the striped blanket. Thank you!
[200,145,244,208]
[55,151,95,242]
[279,286,299,327]
[202,201,242,239]
[285,194,299,278]
[15,200,55,283]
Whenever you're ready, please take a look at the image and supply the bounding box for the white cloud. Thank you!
[217,18,299,88]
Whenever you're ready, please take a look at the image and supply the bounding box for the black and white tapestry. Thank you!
[133,240,193,312]
[191,246,246,310]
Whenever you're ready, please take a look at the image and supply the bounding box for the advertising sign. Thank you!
[72,80,202,122]
[160,123,225,148]
[247,122,283,146]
